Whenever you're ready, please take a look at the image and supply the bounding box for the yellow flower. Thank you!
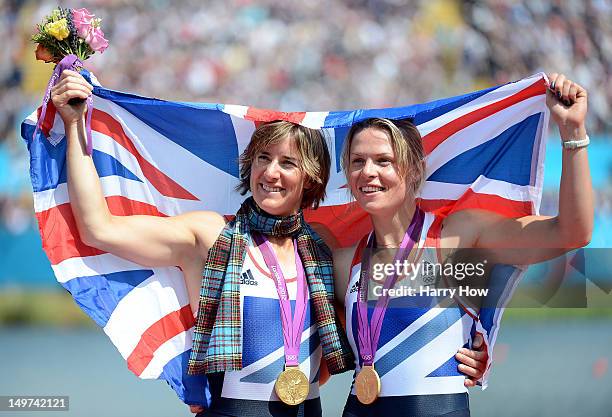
[45,18,70,41]
[51,9,61,21]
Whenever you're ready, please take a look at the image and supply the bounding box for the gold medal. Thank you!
[355,365,381,405]
[275,365,310,406]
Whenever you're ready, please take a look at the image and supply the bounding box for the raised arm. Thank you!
[51,70,226,271]
[443,73,593,265]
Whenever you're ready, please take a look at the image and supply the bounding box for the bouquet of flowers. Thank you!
[31,7,108,156]
[32,7,108,63]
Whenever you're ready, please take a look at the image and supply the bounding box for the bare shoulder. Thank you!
[333,245,357,271]
[442,209,493,248]
[442,209,507,248]
[175,210,227,249]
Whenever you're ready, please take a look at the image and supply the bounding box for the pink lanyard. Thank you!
[356,208,424,366]
[252,233,308,366]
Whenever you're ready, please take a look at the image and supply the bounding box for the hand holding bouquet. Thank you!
[32,7,108,63]
[32,7,109,156]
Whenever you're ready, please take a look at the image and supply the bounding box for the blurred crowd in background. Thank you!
[0,0,611,236]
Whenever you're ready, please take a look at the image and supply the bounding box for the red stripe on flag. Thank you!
[127,305,195,376]
[425,215,444,248]
[304,202,371,249]
[37,196,167,265]
[92,109,199,201]
[36,202,104,265]
[106,195,168,217]
[418,189,534,219]
[422,79,546,155]
[245,107,306,127]
[349,235,370,268]
[36,103,57,138]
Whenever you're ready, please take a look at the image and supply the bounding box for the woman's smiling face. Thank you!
[347,127,410,216]
[250,135,309,216]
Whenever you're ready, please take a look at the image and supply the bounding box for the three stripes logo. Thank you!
[240,269,259,286]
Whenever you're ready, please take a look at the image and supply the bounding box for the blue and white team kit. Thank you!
[201,241,323,417]
[343,212,478,416]
[201,213,488,416]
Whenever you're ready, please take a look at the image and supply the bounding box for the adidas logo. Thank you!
[349,280,360,294]
[240,269,259,286]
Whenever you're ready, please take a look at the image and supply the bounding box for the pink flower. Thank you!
[72,8,95,38]
[85,27,109,53]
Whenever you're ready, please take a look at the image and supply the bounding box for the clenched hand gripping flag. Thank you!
[21,72,549,405]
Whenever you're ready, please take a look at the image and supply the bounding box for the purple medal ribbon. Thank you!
[34,54,94,155]
[253,233,308,367]
[356,207,425,366]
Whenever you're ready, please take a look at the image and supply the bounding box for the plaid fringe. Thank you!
[188,197,354,375]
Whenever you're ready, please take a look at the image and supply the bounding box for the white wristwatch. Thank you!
[562,135,590,149]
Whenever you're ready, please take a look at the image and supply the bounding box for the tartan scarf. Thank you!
[188,197,355,375]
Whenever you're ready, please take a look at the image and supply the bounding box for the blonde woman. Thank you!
[334,73,592,416]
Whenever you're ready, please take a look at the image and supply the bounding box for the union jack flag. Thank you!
[21,72,549,405]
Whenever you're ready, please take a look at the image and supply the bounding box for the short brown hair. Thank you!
[341,118,425,196]
[236,121,331,209]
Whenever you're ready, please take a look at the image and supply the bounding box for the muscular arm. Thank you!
[53,71,226,312]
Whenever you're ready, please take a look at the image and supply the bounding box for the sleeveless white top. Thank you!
[344,212,477,397]
[218,242,321,402]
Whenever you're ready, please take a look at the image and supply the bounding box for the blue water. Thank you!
[1,321,611,417]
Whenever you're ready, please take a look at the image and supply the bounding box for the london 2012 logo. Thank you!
[421,261,437,286]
